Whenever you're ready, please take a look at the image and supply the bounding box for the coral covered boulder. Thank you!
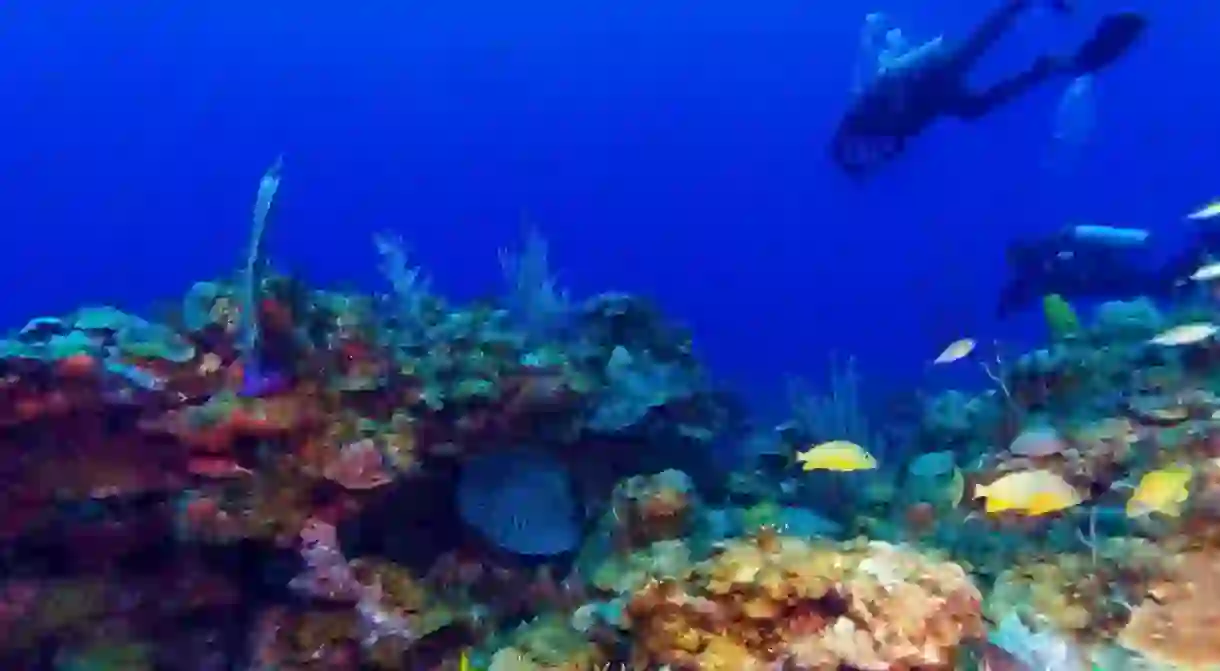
[622,533,983,670]
[1119,550,1220,668]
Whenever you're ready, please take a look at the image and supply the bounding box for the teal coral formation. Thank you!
[6,169,1220,670]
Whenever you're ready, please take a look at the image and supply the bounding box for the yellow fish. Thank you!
[1187,199,1220,221]
[974,469,1082,515]
[1127,465,1193,518]
[460,651,469,671]
[933,338,975,364]
[796,440,878,472]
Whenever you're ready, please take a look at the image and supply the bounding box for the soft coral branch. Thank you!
[288,519,364,602]
[498,226,572,343]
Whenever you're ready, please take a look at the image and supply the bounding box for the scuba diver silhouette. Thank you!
[830,0,1147,175]
[996,225,1220,318]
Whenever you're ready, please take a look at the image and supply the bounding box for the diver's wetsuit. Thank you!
[996,227,1220,318]
[830,0,1146,175]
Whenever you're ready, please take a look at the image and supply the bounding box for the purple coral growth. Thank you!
[288,520,364,602]
[289,520,416,648]
[237,362,289,398]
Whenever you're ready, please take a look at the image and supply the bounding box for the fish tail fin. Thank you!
[1071,12,1146,76]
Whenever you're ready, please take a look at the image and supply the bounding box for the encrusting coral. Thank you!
[481,614,609,671]
[1118,549,1220,668]
[611,469,698,550]
[984,542,1170,648]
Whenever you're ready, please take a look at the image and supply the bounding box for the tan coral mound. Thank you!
[623,532,983,670]
[1120,550,1220,668]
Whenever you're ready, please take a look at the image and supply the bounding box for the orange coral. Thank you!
[381,412,419,473]
[322,438,394,490]
[151,391,321,457]
[249,607,362,670]
[1119,550,1220,668]
[0,406,190,506]
[177,461,322,547]
[54,353,98,379]
[823,542,982,670]
[612,470,696,550]
[623,533,983,671]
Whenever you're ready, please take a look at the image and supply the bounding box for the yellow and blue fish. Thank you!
[974,469,1082,516]
[1126,465,1193,518]
[796,440,878,472]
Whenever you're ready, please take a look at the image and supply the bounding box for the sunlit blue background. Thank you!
[0,1,1214,416]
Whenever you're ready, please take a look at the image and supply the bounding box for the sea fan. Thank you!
[457,446,580,556]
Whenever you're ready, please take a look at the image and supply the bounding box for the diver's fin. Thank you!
[1012,0,1071,13]
[1071,11,1147,75]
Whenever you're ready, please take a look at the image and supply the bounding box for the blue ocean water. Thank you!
[0,0,1216,419]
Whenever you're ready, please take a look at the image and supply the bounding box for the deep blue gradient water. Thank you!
[1,1,1216,417]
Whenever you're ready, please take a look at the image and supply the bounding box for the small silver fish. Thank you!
[1149,322,1219,346]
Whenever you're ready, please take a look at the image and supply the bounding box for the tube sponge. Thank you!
[238,156,283,362]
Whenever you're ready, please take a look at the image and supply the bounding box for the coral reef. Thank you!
[0,195,733,667]
[8,168,1220,669]
[623,532,983,670]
